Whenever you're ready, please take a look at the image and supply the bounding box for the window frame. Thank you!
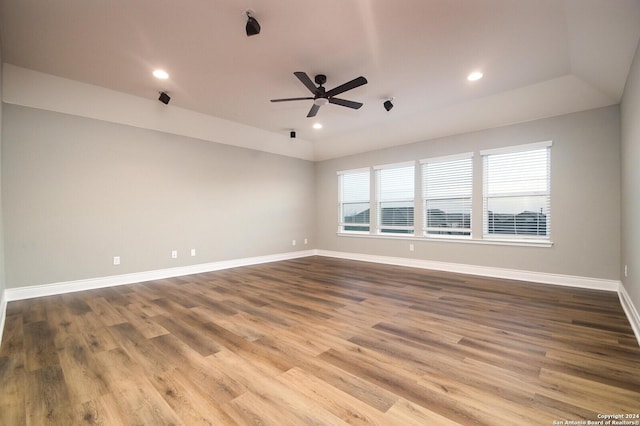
[337,168,371,234]
[420,153,473,239]
[335,142,553,248]
[374,161,416,236]
[481,141,552,242]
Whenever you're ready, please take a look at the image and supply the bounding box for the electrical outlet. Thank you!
[171,250,178,259]
[113,256,120,265]
[409,244,414,252]
[304,238,308,245]
[625,265,628,277]
[292,240,297,246]
[191,248,196,257]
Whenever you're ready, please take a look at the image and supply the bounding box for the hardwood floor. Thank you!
[1,256,639,425]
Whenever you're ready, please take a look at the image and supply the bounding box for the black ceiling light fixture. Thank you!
[245,10,261,36]
[384,97,394,112]
[158,91,170,105]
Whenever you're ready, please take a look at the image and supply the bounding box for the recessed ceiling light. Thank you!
[153,69,169,80]
[467,71,483,81]
[313,123,323,129]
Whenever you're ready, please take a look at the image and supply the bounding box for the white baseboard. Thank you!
[0,289,7,348]
[316,250,621,291]
[317,250,640,346]
[5,248,621,300]
[5,250,315,302]
[618,283,640,345]
[3,249,637,348]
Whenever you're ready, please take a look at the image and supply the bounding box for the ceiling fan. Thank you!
[271,72,368,118]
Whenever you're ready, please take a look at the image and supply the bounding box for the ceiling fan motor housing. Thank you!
[314,74,327,86]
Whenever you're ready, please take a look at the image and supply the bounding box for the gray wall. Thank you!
[621,41,640,312]
[2,105,315,288]
[316,106,621,280]
[0,81,629,292]
[0,46,5,297]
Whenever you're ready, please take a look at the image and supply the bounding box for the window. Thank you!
[375,162,415,234]
[482,142,551,240]
[421,154,473,237]
[338,168,370,232]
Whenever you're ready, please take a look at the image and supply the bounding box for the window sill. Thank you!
[336,232,554,248]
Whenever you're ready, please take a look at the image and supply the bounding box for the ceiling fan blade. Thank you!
[328,98,363,109]
[307,103,320,118]
[270,97,314,102]
[294,72,318,94]
[325,76,368,97]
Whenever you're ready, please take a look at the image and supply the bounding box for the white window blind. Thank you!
[338,169,370,232]
[421,155,472,237]
[482,142,551,239]
[375,163,415,234]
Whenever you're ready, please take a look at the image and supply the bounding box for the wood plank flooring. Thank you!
[1,256,639,425]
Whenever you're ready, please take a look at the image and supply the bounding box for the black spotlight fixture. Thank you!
[245,11,261,36]
[384,98,394,112]
[159,91,170,105]
[290,130,296,139]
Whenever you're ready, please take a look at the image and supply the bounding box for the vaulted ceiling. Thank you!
[1,0,639,160]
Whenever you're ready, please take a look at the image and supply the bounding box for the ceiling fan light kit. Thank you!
[271,71,367,118]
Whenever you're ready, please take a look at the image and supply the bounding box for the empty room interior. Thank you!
[1,0,640,424]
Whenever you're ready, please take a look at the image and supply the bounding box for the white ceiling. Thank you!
[1,0,639,160]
